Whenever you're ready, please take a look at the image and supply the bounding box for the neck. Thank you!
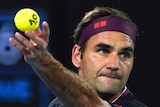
[107,91,122,103]
[97,87,126,103]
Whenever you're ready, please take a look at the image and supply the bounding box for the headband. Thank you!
[78,16,136,45]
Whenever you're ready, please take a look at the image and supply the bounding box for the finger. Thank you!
[14,32,42,56]
[33,42,40,49]
[9,37,31,54]
[14,32,37,51]
[24,21,50,47]
[33,26,42,36]
[25,31,43,49]
[42,21,50,42]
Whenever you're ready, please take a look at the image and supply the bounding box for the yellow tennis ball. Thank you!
[14,8,40,32]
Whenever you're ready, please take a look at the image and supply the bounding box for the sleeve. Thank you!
[48,98,63,107]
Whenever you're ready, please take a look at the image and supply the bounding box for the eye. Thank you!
[98,48,109,55]
[119,51,132,59]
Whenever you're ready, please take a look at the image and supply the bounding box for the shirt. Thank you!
[48,86,148,107]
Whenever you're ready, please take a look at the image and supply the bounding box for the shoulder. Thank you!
[112,87,148,107]
[48,97,63,107]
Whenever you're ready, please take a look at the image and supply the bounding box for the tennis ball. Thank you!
[14,8,40,32]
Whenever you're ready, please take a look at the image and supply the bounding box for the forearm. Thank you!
[30,50,106,107]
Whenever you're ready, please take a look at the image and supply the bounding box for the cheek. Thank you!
[121,58,134,74]
[119,59,133,84]
[122,64,133,84]
[80,54,103,79]
[126,62,133,78]
[81,60,95,78]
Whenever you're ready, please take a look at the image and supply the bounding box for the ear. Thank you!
[72,44,81,68]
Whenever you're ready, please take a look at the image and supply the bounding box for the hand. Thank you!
[9,21,50,66]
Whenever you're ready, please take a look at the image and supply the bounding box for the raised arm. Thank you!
[9,21,110,107]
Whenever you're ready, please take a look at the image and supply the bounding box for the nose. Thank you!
[105,53,119,71]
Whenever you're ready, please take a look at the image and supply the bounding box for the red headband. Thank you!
[78,16,136,45]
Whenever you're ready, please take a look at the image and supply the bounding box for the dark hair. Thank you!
[72,6,138,47]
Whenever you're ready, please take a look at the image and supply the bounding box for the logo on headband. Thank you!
[78,16,136,45]
[94,21,107,29]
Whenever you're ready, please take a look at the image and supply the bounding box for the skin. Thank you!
[9,21,134,107]
[9,21,111,107]
[72,31,134,102]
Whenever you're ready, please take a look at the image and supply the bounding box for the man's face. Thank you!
[72,31,134,95]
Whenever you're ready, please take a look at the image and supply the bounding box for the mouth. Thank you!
[97,71,120,79]
[99,74,117,79]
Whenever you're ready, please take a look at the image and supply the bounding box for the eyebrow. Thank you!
[121,47,133,53]
[95,43,133,52]
[96,43,112,49]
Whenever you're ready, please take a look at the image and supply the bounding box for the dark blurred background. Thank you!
[0,0,159,107]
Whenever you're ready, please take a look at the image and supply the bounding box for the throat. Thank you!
[97,91,122,103]
[98,92,114,100]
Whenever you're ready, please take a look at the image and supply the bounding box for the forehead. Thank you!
[87,31,134,48]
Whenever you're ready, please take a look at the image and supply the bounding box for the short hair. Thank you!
[72,6,138,46]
